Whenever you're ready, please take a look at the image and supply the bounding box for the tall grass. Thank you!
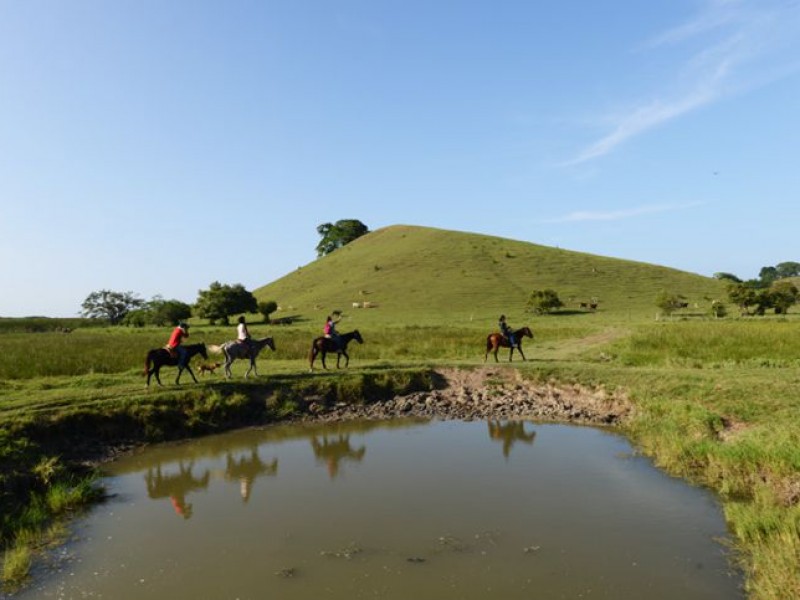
[608,321,800,368]
[0,322,597,380]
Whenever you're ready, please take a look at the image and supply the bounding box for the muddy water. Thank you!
[20,420,742,599]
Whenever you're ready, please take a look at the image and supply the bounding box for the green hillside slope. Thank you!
[254,225,727,326]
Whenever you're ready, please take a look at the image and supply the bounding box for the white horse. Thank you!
[209,336,276,379]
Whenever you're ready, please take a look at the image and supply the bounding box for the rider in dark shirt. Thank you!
[499,314,516,347]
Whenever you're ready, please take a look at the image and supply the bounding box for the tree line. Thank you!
[81,285,279,327]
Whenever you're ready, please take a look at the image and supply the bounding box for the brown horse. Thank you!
[144,342,208,387]
[484,326,533,363]
[309,330,364,371]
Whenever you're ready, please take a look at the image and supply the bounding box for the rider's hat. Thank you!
[179,322,189,330]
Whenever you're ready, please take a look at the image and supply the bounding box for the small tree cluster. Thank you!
[716,261,800,289]
[727,281,799,315]
[527,289,563,314]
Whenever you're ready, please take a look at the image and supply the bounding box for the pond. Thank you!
[18,419,743,599]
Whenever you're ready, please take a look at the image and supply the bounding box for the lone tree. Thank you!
[81,290,144,325]
[655,292,688,316]
[316,219,369,257]
[195,282,257,325]
[769,280,799,314]
[527,289,563,314]
[258,300,278,323]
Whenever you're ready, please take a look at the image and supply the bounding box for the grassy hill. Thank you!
[254,224,728,326]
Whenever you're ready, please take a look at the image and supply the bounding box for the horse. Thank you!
[144,342,208,387]
[309,330,364,371]
[484,326,533,363]
[208,337,276,379]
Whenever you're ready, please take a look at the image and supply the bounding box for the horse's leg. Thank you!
[309,347,317,371]
[175,366,183,385]
[154,367,164,386]
[493,344,499,363]
[342,351,349,368]
[224,351,233,379]
[185,365,199,383]
[321,351,328,369]
[518,344,526,361]
[245,357,256,378]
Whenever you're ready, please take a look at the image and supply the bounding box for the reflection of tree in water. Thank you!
[225,448,278,503]
[310,434,366,479]
[144,461,210,519]
[487,420,537,458]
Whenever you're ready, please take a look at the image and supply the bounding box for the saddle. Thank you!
[164,346,178,359]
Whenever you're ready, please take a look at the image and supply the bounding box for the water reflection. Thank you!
[311,434,367,478]
[487,420,537,458]
[144,461,209,519]
[224,449,278,502]
[18,420,743,600]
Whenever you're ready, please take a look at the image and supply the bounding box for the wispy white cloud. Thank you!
[541,201,705,223]
[562,0,800,166]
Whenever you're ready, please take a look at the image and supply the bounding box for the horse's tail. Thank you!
[486,334,494,352]
[207,344,223,355]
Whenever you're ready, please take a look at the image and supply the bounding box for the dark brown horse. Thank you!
[484,326,533,363]
[309,330,364,371]
[144,342,208,387]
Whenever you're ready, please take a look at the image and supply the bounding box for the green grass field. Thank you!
[1,225,798,598]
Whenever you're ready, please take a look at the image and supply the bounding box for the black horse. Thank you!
[309,330,364,371]
[144,342,208,387]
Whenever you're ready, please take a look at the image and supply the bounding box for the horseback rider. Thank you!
[499,314,516,347]
[166,322,190,367]
[324,313,342,350]
[236,316,253,356]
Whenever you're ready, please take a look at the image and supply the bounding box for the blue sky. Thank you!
[1,0,798,317]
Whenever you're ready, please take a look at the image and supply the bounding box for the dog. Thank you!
[198,362,222,376]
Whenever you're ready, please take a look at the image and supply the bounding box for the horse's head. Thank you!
[353,330,364,344]
[200,343,209,359]
[522,327,533,338]
[266,337,276,351]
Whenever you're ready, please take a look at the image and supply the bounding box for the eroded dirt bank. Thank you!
[301,367,633,426]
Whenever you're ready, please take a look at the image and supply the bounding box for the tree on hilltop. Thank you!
[316,219,369,257]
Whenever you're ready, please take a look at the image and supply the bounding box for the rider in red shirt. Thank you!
[166,322,189,366]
